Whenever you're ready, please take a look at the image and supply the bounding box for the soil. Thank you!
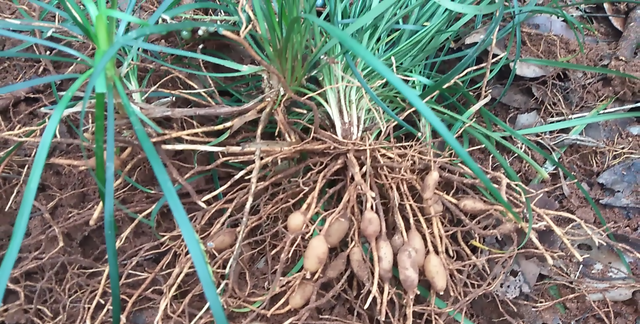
[1,1,639,324]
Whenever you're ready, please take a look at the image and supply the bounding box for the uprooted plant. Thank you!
[3,0,638,322]
[189,0,640,323]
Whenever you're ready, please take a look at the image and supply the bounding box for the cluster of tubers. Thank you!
[280,165,500,317]
[286,209,354,310]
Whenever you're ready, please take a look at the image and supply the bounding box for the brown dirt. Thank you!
[1,1,639,324]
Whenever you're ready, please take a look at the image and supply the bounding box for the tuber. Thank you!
[303,235,329,273]
[397,243,419,295]
[457,197,494,215]
[209,228,237,252]
[360,209,381,243]
[349,244,371,285]
[422,169,440,201]
[407,227,426,268]
[324,213,351,248]
[288,280,315,309]
[324,250,348,280]
[423,252,448,294]
[287,210,306,234]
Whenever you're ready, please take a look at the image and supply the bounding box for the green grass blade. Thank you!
[0,70,93,304]
[499,112,640,136]
[0,52,91,65]
[28,0,72,19]
[136,42,260,76]
[58,0,96,42]
[104,85,121,324]
[344,53,419,136]
[102,9,150,26]
[304,14,518,220]
[434,0,501,14]
[113,78,229,324]
[519,58,640,79]
[0,29,92,62]
[0,74,81,94]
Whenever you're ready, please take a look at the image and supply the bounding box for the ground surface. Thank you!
[1,1,639,324]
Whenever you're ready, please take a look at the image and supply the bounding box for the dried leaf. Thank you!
[491,85,540,109]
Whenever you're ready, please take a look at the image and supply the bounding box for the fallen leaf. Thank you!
[491,85,540,109]
[510,60,555,78]
[597,158,640,208]
[514,111,542,130]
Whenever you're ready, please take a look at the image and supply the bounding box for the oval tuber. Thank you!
[87,152,122,171]
[390,229,404,254]
[423,252,448,294]
[360,209,381,244]
[495,220,518,236]
[377,236,394,283]
[288,280,315,309]
[287,210,306,234]
[349,244,371,285]
[426,197,444,215]
[303,235,329,273]
[397,243,419,294]
[407,227,425,268]
[324,213,351,248]
[422,169,440,201]
[324,250,348,280]
[209,228,237,252]
[457,197,494,215]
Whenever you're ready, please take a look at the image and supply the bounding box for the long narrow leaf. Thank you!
[104,85,121,324]
[304,14,519,220]
[0,74,81,95]
[113,79,229,324]
[0,70,94,304]
[0,29,92,62]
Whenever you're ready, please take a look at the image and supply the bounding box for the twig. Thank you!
[226,104,273,289]
[137,93,270,118]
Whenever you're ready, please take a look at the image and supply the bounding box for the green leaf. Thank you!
[0,29,92,62]
[433,0,501,14]
[114,78,229,324]
[304,14,519,221]
[0,70,93,304]
[0,74,81,95]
